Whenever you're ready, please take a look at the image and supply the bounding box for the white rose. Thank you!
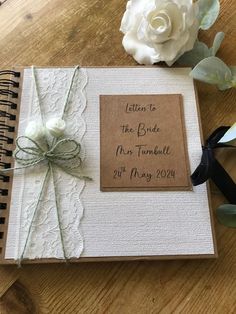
[25,121,45,141]
[120,0,199,66]
[46,117,66,138]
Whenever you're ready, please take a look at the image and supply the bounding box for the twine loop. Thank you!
[14,136,82,170]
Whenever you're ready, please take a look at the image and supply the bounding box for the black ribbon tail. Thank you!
[191,126,236,205]
[191,147,214,185]
[211,159,236,204]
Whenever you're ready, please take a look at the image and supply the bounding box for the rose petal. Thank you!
[137,13,171,45]
[184,3,199,27]
[162,3,184,39]
[172,0,193,8]
[166,21,199,65]
[148,11,172,40]
[120,0,155,33]
[122,32,158,64]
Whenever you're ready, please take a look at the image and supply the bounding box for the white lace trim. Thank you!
[15,68,88,260]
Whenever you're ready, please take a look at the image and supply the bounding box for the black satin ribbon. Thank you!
[191,126,236,204]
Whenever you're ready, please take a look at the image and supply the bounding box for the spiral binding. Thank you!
[0,70,20,256]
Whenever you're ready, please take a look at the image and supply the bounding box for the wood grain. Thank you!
[0,0,236,313]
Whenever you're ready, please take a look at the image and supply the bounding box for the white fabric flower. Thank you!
[25,121,45,141]
[120,0,199,65]
[46,117,66,138]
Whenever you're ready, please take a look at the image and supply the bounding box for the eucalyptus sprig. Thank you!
[178,32,225,68]
[178,0,235,91]
[217,204,236,228]
[190,57,236,90]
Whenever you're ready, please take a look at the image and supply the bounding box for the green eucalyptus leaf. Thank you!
[217,204,236,228]
[230,66,236,77]
[198,0,220,30]
[178,33,224,68]
[178,41,211,67]
[190,57,233,90]
[230,66,236,88]
[210,32,225,55]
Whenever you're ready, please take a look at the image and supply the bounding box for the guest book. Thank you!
[0,66,217,264]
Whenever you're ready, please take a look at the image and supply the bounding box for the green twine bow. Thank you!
[11,136,91,181]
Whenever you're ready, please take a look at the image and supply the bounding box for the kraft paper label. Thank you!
[100,94,192,191]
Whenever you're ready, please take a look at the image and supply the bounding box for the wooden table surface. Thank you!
[0,0,236,313]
